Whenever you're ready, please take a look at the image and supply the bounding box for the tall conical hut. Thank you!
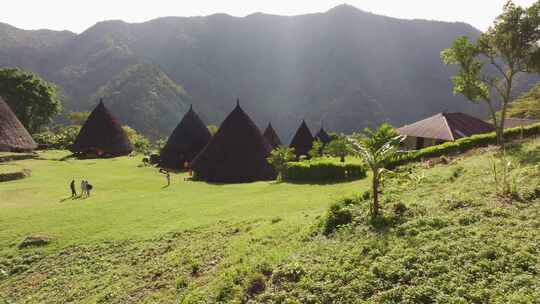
[71,99,133,157]
[0,97,37,152]
[315,125,331,145]
[191,100,276,183]
[159,105,212,170]
[263,122,282,149]
[289,120,314,159]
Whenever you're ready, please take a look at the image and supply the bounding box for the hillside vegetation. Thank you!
[0,138,539,303]
[508,82,540,119]
[0,5,492,138]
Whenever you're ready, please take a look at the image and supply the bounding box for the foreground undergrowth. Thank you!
[1,139,539,303]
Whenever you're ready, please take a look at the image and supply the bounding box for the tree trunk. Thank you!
[372,171,379,217]
[340,155,345,163]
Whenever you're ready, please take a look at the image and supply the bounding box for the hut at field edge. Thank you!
[290,120,314,159]
[315,126,331,145]
[191,101,276,183]
[159,105,212,170]
[71,99,133,157]
[0,97,37,152]
[263,122,282,149]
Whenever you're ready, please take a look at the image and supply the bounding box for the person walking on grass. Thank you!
[70,179,77,198]
[81,180,87,198]
[86,182,93,197]
[159,168,171,187]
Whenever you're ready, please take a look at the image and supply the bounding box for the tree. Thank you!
[122,125,151,155]
[309,139,324,159]
[266,146,296,182]
[67,111,90,125]
[324,135,352,162]
[441,1,540,146]
[350,126,404,217]
[0,68,62,133]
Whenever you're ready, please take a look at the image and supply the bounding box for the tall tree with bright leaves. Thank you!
[0,68,62,133]
[441,1,540,146]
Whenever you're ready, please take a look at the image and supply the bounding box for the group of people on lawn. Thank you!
[69,179,93,198]
[69,159,192,196]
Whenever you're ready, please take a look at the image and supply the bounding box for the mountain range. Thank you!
[0,4,506,139]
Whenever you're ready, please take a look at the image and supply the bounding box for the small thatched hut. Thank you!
[71,99,133,157]
[290,120,314,159]
[263,122,282,149]
[159,106,212,170]
[315,126,331,145]
[0,97,37,152]
[191,102,276,183]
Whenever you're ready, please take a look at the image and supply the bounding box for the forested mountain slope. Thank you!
[0,5,493,138]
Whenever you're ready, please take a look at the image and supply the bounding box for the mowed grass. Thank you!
[0,151,367,255]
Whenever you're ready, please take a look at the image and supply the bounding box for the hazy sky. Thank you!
[1,0,537,33]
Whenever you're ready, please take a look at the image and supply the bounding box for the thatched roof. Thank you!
[0,97,37,152]
[191,102,276,183]
[263,122,282,149]
[397,112,494,141]
[71,100,133,156]
[315,127,331,144]
[290,120,314,158]
[159,105,212,169]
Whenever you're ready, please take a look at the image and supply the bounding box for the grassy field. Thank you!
[1,139,539,303]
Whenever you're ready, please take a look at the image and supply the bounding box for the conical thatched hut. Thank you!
[71,99,133,157]
[263,122,282,149]
[315,127,331,145]
[290,120,314,159]
[159,105,212,170]
[191,102,276,183]
[0,97,37,152]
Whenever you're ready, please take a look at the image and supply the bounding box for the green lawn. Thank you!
[0,151,367,255]
[1,140,539,303]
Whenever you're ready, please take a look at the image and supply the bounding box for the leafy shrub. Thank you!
[284,159,366,182]
[33,125,80,149]
[321,199,356,235]
[245,274,266,297]
[393,202,408,216]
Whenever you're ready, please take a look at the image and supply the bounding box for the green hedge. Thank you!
[284,160,367,182]
[389,122,540,167]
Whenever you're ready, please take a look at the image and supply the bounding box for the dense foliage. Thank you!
[507,82,540,119]
[0,68,62,133]
[33,126,80,149]
[284,159,366,182]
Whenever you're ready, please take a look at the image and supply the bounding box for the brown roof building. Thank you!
[159,106,212,170]
[0,97,37,152]
[71,100,133,157]
[191,102,276,183]
[397,112,494,150]
[263,122,282,149]
[290,120,315,159]
[315,127,332,145]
